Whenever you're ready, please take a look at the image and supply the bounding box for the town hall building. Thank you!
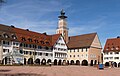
[56,9,102,66]
[0,9,102,66]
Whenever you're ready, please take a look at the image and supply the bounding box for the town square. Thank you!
[0,0,120,76]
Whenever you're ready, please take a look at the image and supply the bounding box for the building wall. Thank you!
[0,40,3,63]
[88,47,102,64]
[67,48,89,64]
[88,34,102,64]
[35,49,53,64]
[23,48,35,62]
[103,51,120,65]
[53,36,67,62]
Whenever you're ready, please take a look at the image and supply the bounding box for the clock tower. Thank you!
[56,9,68,43]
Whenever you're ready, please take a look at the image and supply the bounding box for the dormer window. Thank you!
[21,37,26,41]
[111,46,115,50]
[116,46,119,50]
[46,42,50,45]
[12,34,17,39]
[28,38,32,42]
[40,41,44,44]
[106,47,109,50]
[3,34,9,38]
[34,40,39,43]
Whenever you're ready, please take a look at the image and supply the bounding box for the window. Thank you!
[105,52,108,55]
[70,55,72,57]
[3,41,9,45]
[59,37,62,40]
[34,40,39,43]
[115,52,119,54]
[20,50,23,54]
[74,49,75,52]
[81,49,83,52]
[46,42,50,45]
[114,57,119,59]
[38,46,42,49]
[45,47,49,50]
[13,42,19,46]
[3,41,5,44]
[21,37,26,41]
[46,53,48,56]
[77,55,79,57]
[70,50,71,52]
[12,35,17,39]
[26,51,28,54]
[64,49,66,51]
[3,49,9,53]
[40,41,44,44]
[110,52,112,54]
[30,51,32,55]
[109,57,113,59]
[20,43,23,47]
[29,44,32,48]
[28,38,32,42]
[24,51,25,54]
[73,55,75,57]
[77,49,79,52]
[86,48,87,52]
[3,34,9,38]
[40,53,42,55]
[3,49,5,53]
[25,44,28,47]
[104,57,109,60]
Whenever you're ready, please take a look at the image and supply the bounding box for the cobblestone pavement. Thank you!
[0,65,119,76]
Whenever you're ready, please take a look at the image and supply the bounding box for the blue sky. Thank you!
[0,0,120,47]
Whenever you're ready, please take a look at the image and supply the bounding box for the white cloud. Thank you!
[0,0,72,35]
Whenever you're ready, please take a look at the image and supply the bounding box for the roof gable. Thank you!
[91,34,102,48]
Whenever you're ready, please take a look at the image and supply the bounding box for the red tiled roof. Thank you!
[12,27,52,46]
[51,34,61,46]
[67,33,96,49]
[103,38,120,52]
[0,24,61,47]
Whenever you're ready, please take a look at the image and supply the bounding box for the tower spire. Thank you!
[56,9,69,43]
[58,9,67,19]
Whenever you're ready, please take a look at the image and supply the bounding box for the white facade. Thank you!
[103,51,120,67]
[0,36,68,65]
[1,40,23,65]
[35,48,53,65]
[53,36,67,63]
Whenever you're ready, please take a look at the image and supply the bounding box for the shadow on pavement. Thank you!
[0,70,11,72]
[0,73,46,76]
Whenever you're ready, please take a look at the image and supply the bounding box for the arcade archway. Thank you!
[82,60,88,66]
